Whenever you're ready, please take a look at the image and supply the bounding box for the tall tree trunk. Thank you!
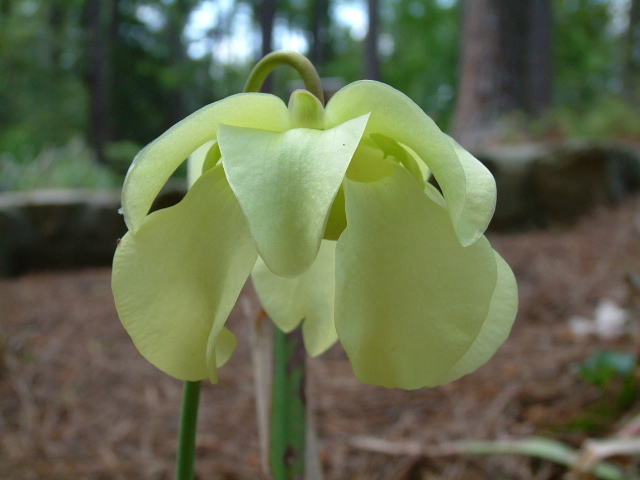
[309,0,331,72]
[48,0,64,66]
[166,0,190,124]
[624,0,640,98]
[452,0,505,147]
[0,0,10,16]
[260,0,276,92]
[452,0,553,148]
[525,0,553,115]
[85,0,118,164]
[364,0,380,80]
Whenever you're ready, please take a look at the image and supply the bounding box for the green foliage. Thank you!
[104,140,145,173]
[0,0,88,157]
[0,137,123,191]
[0,0,638,193]
[560,350,639,435]
[530,94,640,140]
[319,29,366,85]
[381,0,460,128]
[112,0,215,145]
[457,437,632,480]
[554,0,620,107]
[579,350,637,395]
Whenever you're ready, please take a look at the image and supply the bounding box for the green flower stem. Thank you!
[243,52,318,480]
[176,380,202,480]
[172,52,317,480]
[244,50,325,105]
[270,326,307,480]
[243,51,317,479]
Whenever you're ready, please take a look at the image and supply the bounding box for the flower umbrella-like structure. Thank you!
[112,56,517,391]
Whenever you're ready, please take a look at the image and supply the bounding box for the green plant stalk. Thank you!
[244,50,325,104]
[270,326,307,480]
[242,51,321,480]
[168,50,319,480]
[460,438,633,480]
[176,380,202,480]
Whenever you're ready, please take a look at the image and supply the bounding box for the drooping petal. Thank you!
[213,327,238,369]
[252,240,338,356]
[219,113,369,277]
[122,93,290,233]
[447,136,497,241]
[335,156,498,389]
[112,164,257,382]
[324,81,495,246]
[437,250,518,384]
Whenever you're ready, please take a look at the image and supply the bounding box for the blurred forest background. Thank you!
[5,2,640,479]
[0,0,639,191]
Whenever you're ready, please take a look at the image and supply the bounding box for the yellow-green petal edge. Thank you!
[324,81,495,246]
[437,251,518,384]
[123,93,290,233]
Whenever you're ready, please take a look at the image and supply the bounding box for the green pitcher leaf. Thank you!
[447,135,497,242]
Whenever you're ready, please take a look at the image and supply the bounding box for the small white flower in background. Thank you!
[569,299,628,340]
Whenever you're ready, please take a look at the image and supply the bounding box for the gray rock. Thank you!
[3,144,640,276]
[476,141,640,229]
[0,183,189,276]
[531,142,640,224]
[475,144,547,229]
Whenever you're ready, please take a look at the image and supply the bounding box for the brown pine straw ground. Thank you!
[2,195,640,479]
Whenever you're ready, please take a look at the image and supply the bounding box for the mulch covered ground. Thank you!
[2,195,640,479]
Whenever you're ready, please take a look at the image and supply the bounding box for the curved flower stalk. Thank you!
[112,68,517,390]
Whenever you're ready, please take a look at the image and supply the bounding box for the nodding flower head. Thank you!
[112,75,517,390]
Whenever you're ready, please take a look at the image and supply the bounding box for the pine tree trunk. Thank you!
[452,0,506,147]
[166,0,190,124]
[309,0,331,71]
[260,0,276,92]
[624,0,640,98]
[525,0,553,115]
[85,0,117,164]
[364,0,380,80]
[48,0,64,66]
[452,0,553,148]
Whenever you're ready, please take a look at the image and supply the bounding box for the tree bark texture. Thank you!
[260,0,276,92]
[624,0,640,97]
[166,0,191,125]
[525,0,553,115]
[453,0,552,148]
[309,0,332,71]
[48,0,64,67]
[364,0,381,80]
[84,0,118,164]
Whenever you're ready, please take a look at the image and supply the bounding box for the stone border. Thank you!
[0,183,187,277]
[1,143,639,276]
